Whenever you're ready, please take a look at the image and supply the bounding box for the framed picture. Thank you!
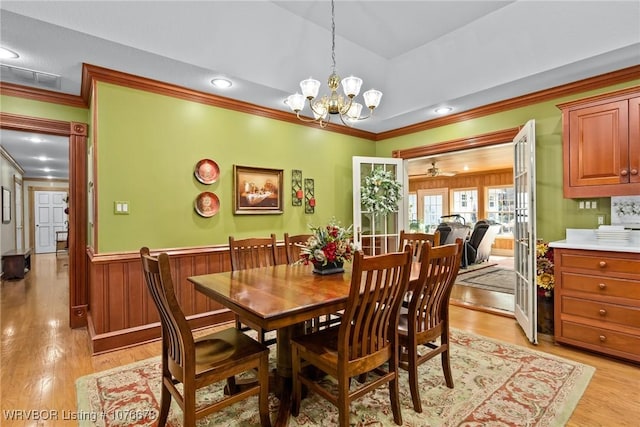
[233,165,283,214]
[2,186,11,224]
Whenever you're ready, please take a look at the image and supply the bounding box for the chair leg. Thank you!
[441,347,454,389]
[258,352,272,427]
[337,377,350,427]
[183,383,196,427]
[388,358,403,425]
[157,383,171,426]
[408,345,422,413]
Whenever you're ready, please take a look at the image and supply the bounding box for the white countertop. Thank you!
[549,229,640,253]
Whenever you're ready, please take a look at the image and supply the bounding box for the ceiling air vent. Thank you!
[0,64,61,90]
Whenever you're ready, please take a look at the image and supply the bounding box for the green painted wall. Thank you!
[3,78,639,251]
[94,83,375,252]
[0,94,88,123]
[377,80,640,242]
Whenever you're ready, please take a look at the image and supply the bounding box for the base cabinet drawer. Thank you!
[561,296,640,327]
[561,272,640,300]
[559,321,640,361]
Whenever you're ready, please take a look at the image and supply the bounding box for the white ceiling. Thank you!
[1,1,639,180]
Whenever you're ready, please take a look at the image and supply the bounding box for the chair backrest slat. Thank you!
[410,240,463,335]
[140,247,193,368]
[339,249,412,360]
[284,233,313,264]
[229,234,278,271]
[398,230,441,260]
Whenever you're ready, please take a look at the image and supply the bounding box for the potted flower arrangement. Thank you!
[536,240,555,334]
[536,241,554,297]
[299,218,357,275]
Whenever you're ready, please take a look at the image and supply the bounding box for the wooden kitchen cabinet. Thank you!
[558,87,640,198]
[553,248,640,363]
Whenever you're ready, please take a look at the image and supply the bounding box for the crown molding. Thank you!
[80,63,376,140]
[0,82,86,108]
[3,64,639,142]
[376,64,640,141]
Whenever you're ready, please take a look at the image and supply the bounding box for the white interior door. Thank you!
[35,190,67,254]
[513,120,538,344]
[352,156,406,255]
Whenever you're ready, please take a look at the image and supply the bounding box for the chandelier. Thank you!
[285,0,382,128]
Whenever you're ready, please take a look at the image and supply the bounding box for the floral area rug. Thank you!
[76,329,594,426]
[456,266,516,294]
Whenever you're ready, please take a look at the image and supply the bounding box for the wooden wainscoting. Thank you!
[87,244,291,354]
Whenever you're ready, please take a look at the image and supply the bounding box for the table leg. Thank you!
[274,322,305,427]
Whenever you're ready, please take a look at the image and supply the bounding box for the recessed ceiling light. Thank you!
[29,137,44,143]
[434,107,453,114]
[37,156,48,161]
[0,47,19,59]
[210,78,232,89]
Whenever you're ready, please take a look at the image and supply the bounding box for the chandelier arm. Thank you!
[337,96,355,116]
[352,107,376,121]
[308,100,325,117]
[295,111,331,127]
[337,113,355,128]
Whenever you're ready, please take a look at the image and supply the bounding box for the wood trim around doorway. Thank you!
[0,112,89,328]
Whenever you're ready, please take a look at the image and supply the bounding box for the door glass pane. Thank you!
[486,186,515,235]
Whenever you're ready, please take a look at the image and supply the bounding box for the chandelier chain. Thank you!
[331,0,336,74]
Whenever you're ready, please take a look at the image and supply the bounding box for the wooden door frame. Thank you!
[0,112,88,328]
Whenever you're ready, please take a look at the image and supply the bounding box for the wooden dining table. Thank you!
[188,261,421,426]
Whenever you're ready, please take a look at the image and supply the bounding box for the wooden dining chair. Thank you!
[398,229,441,260]
[397,239,463,413]
[283,233,313,264]
[228,234,278,345]
[284,232,328,331]
[291,248,413,427]
[139,247,271,427]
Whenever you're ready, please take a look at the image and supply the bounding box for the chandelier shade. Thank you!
[285,0,382,128]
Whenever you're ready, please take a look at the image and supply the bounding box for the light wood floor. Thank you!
[1,253,638,426]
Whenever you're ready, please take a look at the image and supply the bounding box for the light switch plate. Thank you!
[114,201,130,215]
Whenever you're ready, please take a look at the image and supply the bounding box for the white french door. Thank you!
[352,156,406,255]
[513,120,538,344]
[34,190,67,254]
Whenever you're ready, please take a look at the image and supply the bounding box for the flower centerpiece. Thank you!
[536,240,554,297]
[299,218,357,275]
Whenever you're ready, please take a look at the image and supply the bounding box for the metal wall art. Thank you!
[304,178,315,214]
[292,169,303,206]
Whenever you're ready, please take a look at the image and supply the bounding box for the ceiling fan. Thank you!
[425,160,456,177]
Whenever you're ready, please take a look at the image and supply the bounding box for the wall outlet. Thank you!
[597,215,605,225]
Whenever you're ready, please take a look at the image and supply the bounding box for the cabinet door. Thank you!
[568,100,628,188]
[629,97,640,184]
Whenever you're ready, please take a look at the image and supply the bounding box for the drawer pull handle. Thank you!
[598,261,607,268]
[598,283,606,290]
[599,309,607,316]
[599,335,606,342]
[631,168,639,176]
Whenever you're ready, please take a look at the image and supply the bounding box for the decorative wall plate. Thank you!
[195,192,220,217]
[194,159,220,184]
